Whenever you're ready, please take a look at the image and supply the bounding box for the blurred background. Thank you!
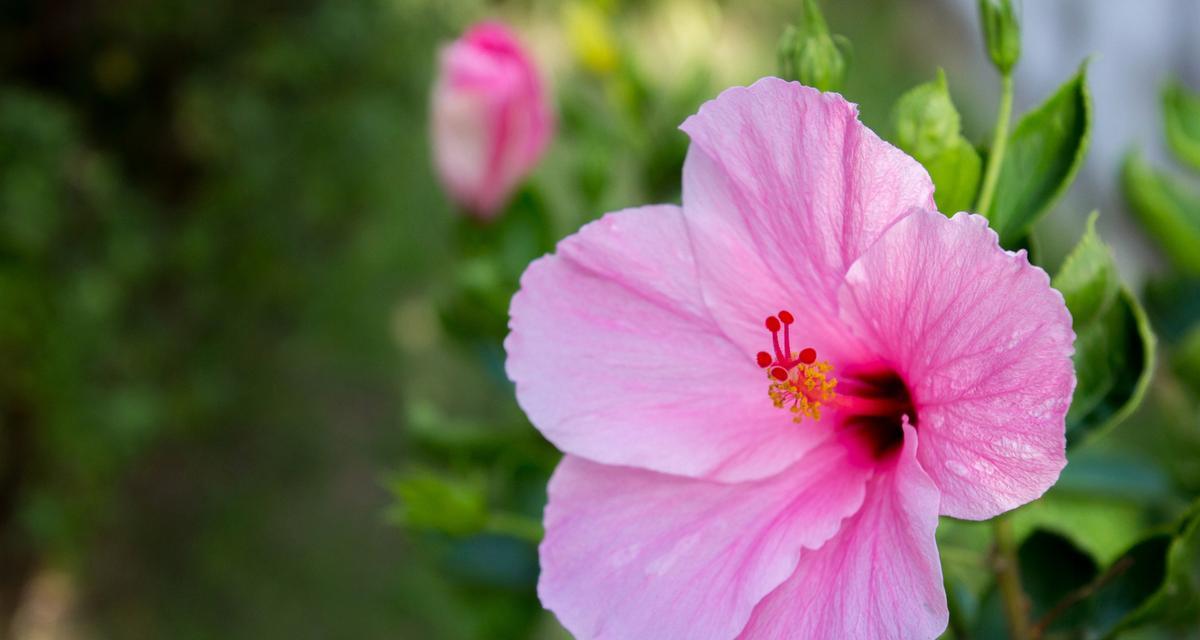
[0,0,1198,638]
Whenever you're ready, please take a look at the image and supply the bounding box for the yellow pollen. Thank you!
[767,360,837,424]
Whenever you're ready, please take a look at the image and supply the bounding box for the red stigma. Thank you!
[758,310,837,424]
[757,310,818,374]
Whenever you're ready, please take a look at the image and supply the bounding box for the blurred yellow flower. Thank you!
[564,1,619,75]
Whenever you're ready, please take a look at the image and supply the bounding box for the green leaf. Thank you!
[386,468,489,536]
[1164,79,1200,172]
[1065,288,1154,445]
[1052,215,1156,445]
[1004,448,1175,604]
[923,140,983,215]
[1084,534,1173,637]
[1144,507,1200,626]
[987,64,1092,246]
[970,530,1097,639]
[989,511,1200,638]
[1021,530,1099,631]
[1122,149,1200,276]
[1172,325,1200,396]
[1144,274,1200,343]
[890,70,982,214]
[1079,505,1200,637]
[1052,213,1119,327]
[404,401,525,454]
[1011,494,1148,566]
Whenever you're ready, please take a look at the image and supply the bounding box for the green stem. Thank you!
[992,514,1031,640]
[975,73,1015,215]
[484,512,544,543]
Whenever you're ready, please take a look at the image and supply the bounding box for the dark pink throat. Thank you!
[838,367,916,461]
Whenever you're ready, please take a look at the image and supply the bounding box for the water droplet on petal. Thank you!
[945,460,969,477]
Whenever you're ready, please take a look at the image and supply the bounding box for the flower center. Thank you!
[756,311,837,423]
[838,367,915,459]
[756,310,917,459]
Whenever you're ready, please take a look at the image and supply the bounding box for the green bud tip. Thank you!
[978,0,1021,74]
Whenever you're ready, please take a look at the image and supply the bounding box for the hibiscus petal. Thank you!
[736,423,947,640]
[539,443,870,640]
[506,204,831,481]
[838,210,1074,520]
[679,77,935,358]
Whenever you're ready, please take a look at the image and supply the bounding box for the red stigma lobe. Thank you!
[757,311,816,372]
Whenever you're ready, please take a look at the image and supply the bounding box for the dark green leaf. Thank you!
[970,530,1097,639]
[1072,502,1200,637]
[1084,534,1173,637]
[1053,215,1155,445]
[891,70,982,214]
[1172,326,1200,395]
[1023,530,1099,631]
[1011,494,1149,567]
[987,64,1091,246]
[1066,289,1154,445]
[1164,79,1200,172]
[1144,274,1200,343]
[1153,508,1200,623]
[1122,149,1200,276]
[1009,230,1041,266]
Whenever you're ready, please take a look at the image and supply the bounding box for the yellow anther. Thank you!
[767,359,837,424]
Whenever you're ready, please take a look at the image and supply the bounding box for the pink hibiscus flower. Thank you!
[505,78,1075,639]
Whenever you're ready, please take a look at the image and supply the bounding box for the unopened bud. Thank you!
[777,0,848,92]
[978,0,1021,74]
[892,69,961,160]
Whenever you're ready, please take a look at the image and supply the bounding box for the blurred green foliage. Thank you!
[1126,79,1200,407]
[1,0,461,636]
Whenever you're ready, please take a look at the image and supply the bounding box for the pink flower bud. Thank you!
[430,22,554,220]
